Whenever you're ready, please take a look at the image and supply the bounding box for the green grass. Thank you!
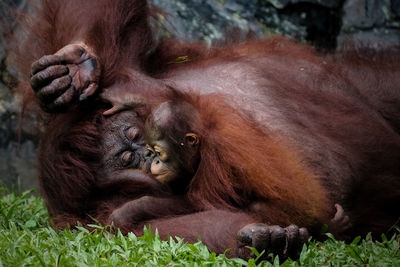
[0,189,399,266]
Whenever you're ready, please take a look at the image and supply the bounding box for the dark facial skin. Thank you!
[144,102,200,188]
[101,110,153,180]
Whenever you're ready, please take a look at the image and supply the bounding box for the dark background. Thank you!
[1,0,400,192]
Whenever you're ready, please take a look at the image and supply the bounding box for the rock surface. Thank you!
[1,0,399,192]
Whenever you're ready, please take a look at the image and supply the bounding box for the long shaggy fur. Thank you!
[8,0,154,108]
[5,0,400,242]
[6,0,156,225]
[156,91,331,227]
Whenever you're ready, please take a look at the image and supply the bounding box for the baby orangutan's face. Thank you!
[144,101,200,185]
[145,133,199,184]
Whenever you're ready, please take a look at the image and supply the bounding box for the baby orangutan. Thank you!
[144,100,201,192]
[144,95,350,232]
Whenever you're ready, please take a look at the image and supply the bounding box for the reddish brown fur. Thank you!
[5,1,261,255]
[150,38,400,239]
[9,0,153,107]
[6,0,400,253]
[6,0,159,225]
[37,103,168,226]
[146,91,331,228]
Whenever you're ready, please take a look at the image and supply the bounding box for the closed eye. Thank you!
[125,126,140,142]
[120,126,144,147]
[120,151,133,166]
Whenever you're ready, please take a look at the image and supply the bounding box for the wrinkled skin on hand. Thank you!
[237,223,309,261]
[30,43,100,111]
[238,203,349,261]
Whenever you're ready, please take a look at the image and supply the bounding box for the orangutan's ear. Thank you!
[185,133,199,147]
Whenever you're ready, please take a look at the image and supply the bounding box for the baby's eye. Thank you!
[120,151,133,166]
[146,145,156,157]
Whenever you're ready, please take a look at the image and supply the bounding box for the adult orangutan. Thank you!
[8,0,400,260]
[8,0,313,260]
